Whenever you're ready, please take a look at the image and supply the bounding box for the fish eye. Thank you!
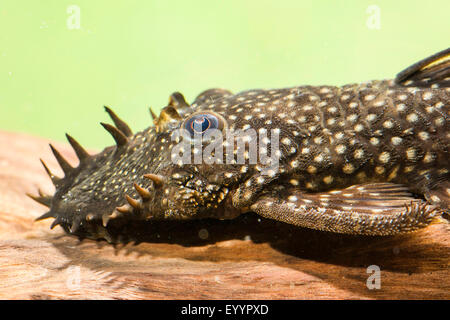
[183,111,226,138]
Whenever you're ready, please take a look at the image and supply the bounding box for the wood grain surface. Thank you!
[0,130,448,299]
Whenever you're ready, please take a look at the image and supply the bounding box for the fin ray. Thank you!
[395,47,450,87]
[250,183,441,235]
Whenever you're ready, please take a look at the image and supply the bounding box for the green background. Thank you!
[1,0,449,149]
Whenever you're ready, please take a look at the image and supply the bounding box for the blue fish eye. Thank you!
[191,116,211,133]
[184,113,222,136]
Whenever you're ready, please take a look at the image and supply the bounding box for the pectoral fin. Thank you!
[250,183,442,235]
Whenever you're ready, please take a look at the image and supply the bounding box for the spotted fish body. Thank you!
[30,48,450,241]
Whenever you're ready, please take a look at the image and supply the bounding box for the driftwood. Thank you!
[0,130,448,299]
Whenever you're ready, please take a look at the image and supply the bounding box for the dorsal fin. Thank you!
[395,47,450,87]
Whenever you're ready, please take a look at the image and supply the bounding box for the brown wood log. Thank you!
[0,130,448,299]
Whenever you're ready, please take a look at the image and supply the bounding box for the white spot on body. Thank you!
[370,137,379,146]
[396,104,406,112]
[323,176,334,184]
[418,132,429,140]
[335,132,344,140]
[383,120,394,129]
[430,195,441,202]
[406,113,419,123]
[378,151,390,164]
[307,165,317,174]
[375,166,385,175]
[391,137,402,145]
[335,145,346,154]
[423,152,434,163]
[422,92,433,100]
[406,148,416,161]
[354,149,364,159]
[314,154,324,163]
[374,100,386,107]
[343,163,355,174]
